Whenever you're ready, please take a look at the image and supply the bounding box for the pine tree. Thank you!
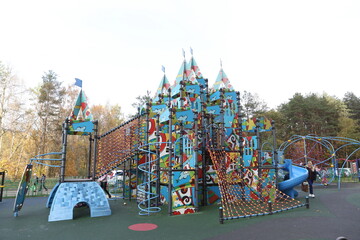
[35,70,66,175]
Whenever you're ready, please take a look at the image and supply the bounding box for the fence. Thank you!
[0,177,85,198]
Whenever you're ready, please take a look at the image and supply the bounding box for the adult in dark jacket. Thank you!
[99,174,111,198]
[306,161,317,198]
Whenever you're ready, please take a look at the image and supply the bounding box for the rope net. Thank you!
[208,149,305,220]
[96,117,146,177]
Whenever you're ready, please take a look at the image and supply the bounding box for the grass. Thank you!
[2,178,63,198]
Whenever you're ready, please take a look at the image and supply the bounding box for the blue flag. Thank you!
[74,78,82,88]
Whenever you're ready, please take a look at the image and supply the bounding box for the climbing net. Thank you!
[208,149,306,222]
[96,117,146,177]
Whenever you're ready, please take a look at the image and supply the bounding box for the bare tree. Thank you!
[0,61,33,179]
[241,90,268,119]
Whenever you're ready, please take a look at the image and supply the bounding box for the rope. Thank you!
[208,148,305,221]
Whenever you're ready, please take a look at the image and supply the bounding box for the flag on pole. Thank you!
[162,65,165,73]
[182,48,185,58]
[74,78,83,88]
[190,47,193,55]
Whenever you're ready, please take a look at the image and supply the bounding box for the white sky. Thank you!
[1,0,359,116]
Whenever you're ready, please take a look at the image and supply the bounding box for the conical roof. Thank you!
[174,60,187,85]
[69,90,93,121]
[213,68,234,91]
[153,74,170,102]
[187,56,203,79]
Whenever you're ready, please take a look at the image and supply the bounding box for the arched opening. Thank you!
[73,202,90,219]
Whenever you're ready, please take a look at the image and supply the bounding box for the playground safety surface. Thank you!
[0,182,359,240]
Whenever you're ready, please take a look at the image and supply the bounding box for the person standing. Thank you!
[320,168,328,186]
[39,174,48,191]
[306,161,317,198]
[32,174,39,193]
[99,174,111,198]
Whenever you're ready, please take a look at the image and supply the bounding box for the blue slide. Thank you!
[278,159,308,198]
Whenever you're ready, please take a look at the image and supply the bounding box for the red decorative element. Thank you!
[208,190,219,204]
[138,155,146,165]
[198,168,203,179]
[184,208,195,214]
[159,133,167,152]
[128,223,158,231]
[149,119,156,135]
[250,191,259,200]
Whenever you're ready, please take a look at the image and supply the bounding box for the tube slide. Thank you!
[278,159,308,198]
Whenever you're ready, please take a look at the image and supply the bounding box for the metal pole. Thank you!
[135,111,141,200]
[127,159,132,200]
[255,119,262,197]
[92,120,99,180]
[305,196,310,209]
[60,120,68,183]
[123,161,126,199]
[0,171,5,202]
[156,114,161,207]
[272,120,279,187]
[87,134,93,179]
[145,103,150,207]
[303,136,308,164]
[202,79,209,206]
[219,88,225,147]
[237,91,245,199]
[180,122,184,168]
[219,207,224,224]
[194,113,199,212]
[168,107,174,216]
[268,200,273,215]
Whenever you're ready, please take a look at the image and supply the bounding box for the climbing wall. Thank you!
[48,181,111,222]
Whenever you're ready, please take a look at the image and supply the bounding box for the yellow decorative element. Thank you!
[247,119,256,131]
[263,118,272,130]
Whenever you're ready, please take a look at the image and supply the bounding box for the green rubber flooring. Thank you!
[0,182,359,240]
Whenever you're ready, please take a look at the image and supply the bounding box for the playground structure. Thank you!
[0,170,5,202]
[94,53,310,222]
[14,90,111,221]
[14,52,312,222]
[279,135,360,188]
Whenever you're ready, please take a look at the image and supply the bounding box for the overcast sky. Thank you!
[1,0,359,116]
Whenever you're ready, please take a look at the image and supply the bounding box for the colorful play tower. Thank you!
[95,51,307,222]
[14,51,307,223]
